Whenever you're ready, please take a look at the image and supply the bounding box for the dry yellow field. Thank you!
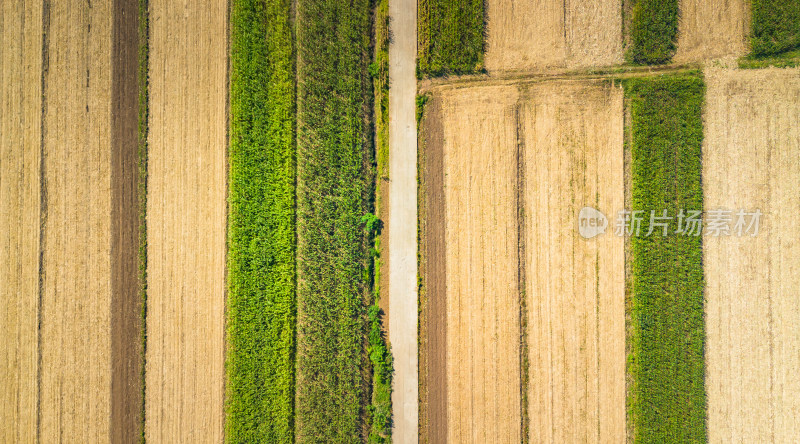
[485,0,622,72]
[39,1,112,440]
[0,1,43,442]
[441,85,522,443]
[522,81,626,444]
[675,0,749,62]
[704,67,800,443]
[145,0,228,441]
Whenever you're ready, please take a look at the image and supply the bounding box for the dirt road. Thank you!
[388,0,419,440]
[704,67,800,443]
[145,0,228,441]
[522,81,626,443]
[0,1,43,442]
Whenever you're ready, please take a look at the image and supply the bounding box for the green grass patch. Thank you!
[417,0,485,77]
[624,74,707,443]
[751,0,800,57]
[739,48,800,69]
[627,0,679,64]
[226,0,297,442]
[295,0,375,440]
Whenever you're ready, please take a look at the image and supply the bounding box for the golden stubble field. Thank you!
[422,80,626,443]
[484,0,623,72]
[704,67,800,443]
[521,82,626,444]
[0,0,43,441]
[145,0,228,441]
[674,0,750,62]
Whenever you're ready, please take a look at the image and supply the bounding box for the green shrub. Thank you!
[628,0,679,64]
[625,74,707,444]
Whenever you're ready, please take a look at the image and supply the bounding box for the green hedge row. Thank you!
[418,0,485,77]
[226,0,297,441]
[295,0,375,440]
[628,0,679,64]
[625,74,707,444]
[751,0,800,56]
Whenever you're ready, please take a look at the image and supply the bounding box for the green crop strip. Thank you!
[625,74,707,443]
[628,0,679,64]
[295,0,375,440]
[751,0,800,57]
[226,0,297,441]
[417,0,485,77]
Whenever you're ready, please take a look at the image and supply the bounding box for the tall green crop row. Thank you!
[751,0,800,56]
[295,0,374,440]
[226,0,297,441]
[625,74,707,443]
[417,0,485,77]
[628,0,679,64]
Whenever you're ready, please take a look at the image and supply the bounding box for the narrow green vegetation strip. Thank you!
[625,74,707,443]
[226,0,296,442]
[367,0,394,441]
[296,0,375,440]
[751,0,800,57]
[417,0,484,77]
[628,0,679,64]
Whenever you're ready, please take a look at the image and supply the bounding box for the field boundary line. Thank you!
[36,0,51,441]
[419,64,702,93]
[514,101,529,444]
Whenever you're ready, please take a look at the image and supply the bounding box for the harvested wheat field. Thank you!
[0,0,43,442]
[704,67,800,443]
[522,81,626,444]
[484,0,622,72]
[145,0,228,441]
[674,0,750,62]
[440,85,522,443]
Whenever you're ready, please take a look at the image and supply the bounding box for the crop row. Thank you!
[417,0,484,77]
[295,0,378,441]
[751,0,800,56]
[625,74,707,443]
[226,0,297,442]
[628,0,679,64]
